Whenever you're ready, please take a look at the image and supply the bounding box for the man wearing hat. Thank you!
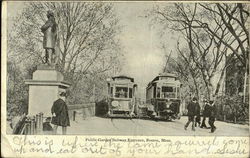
[195,101,201,127]
[208,100,217,133]
[184,97,198,131]
[200,99,210,129]
[51,91,70,135]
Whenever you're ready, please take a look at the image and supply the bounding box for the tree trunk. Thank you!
[243,69,248,103]
[190,70,200,99]
[234,116,237,124]
[214,67,226,96]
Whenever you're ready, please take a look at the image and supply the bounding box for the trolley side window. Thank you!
[153,85,156,98]
[110,87,113,96]
[157,87,161,98]
[115,87,128,98]
[129,88,133,98]
[177,87,180,98]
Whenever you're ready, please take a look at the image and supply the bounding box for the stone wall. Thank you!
[68,103,96,121]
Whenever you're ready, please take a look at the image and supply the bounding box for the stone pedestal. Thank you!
[25,65,70,117]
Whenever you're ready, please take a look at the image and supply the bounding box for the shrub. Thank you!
[216,95,249,122]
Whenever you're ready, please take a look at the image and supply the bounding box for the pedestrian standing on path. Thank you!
[200,99,210,129]
[51,92,70,135]
[195,101,201,127]
[184,97,198,131]
[208,100,217,133]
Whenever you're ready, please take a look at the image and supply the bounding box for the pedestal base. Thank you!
[34,64,63,81]
[25,66,70,117]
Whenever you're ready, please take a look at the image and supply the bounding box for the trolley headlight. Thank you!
[166,104,169,108]
[111,101,119,107]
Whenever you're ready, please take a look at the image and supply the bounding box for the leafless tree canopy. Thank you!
[148,3,249,100]
[8,2,123,107]
[9,2,122,80]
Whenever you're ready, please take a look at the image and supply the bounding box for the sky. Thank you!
[113,2,173,99]
[7,1,177,99]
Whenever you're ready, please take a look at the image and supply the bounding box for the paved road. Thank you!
[64,116,249,136]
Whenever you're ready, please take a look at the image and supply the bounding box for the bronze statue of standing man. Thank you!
[41,11,57,65]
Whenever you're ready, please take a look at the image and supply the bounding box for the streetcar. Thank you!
[145,73,181,120]
[106,75,138,117]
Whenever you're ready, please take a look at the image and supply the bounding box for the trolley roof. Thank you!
[151,73,177,82]
[111,75,134,82]
[147,73,180,88]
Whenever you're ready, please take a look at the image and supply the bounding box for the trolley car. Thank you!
[106,75,137,117]
[146,73,181,120]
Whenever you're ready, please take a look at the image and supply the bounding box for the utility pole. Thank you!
[163,50,172,73]
[93,84,96,102]
[243,59,248,103]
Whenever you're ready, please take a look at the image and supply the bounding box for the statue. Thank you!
[41,11,57,65]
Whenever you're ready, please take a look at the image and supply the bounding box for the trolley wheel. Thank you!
[169,117,173,121]
[107,111,111,117]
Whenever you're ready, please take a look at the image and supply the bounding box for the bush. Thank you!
[7,61,29,120]
[216,95,249,122]
[95,99,108,116]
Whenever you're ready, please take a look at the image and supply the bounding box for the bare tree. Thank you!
[199,3,249,101]
[199,3,249,70]
[148,3,249,99]
[9,2,122,80]
[164,46,201,99]
[8,2,123,103]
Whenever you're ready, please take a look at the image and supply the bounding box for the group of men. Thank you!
[184,97,217,133]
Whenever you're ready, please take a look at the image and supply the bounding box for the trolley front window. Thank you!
[115,87,128,98]
[162,86,176,98]
[162,86,174,92]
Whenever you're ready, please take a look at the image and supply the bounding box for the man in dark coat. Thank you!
[51,92,70,135]
[195,102,201,127]
[208,100,217,133]
[184,97,198,131]
[200,99,210,128]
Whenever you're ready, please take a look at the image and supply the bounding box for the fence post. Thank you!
[35,114,39,134]
[223,114,226,121]
[82,107,86,120]
[30,116,35,135]
[73,111,76,121]
[37,113,41,134]
[26,118,31,135]
[37,113,43,134]
[41,113,44,127]
[93,103,96,116]
[40,113,44,134]
[234,116,237,124]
